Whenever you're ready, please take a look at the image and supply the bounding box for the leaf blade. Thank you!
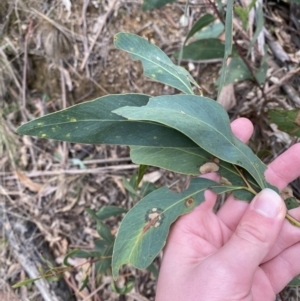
[217,0,233,99]
[114,32,194,94]
[112,178,245,278]
[17,94,195,147]
[184,14,215,44]
[174,39,225,61]
[115,94,271,189]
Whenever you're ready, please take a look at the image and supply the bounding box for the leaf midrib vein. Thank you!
[123,48,194,95]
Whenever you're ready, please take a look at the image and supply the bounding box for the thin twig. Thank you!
[285,212,300,227]
[1,164,139,179]
[81,0,90,77]
[80,0,118,70]
[21,20,37,170]
[59,59,68,167]
[22,20,32,110]
[0,209,60,301]
[263,68,300,97]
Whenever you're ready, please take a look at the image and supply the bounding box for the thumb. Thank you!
[218,188,286,280]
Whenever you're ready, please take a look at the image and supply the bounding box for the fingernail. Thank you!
[251,188,283,218]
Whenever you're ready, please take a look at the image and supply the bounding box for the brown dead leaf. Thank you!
[15,170,43,192]
[218,83,236,111]
[295,111,300,126]
[111,176,126,195]
[55,197,78,213]
[280,186,294,200]
[0,289,21,301]
[142,171,162,184]
[199,162,219,174]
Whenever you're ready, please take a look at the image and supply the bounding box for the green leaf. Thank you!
[217,0,233,99]
[112,177,247,278]
[63,249,81,267]
[13,277,41,288]
[136,165,148,189]
[254,51,268,84]
[86,208,101,221]
[114,33,194,94]
[96,206,128,220]
[16,94,195,147]
[114,94,272,190]
[130,145,259,201]
[184,14,215,44]
[247,3,264,56]
[142,0,176,10]
[79,275,89,291]
[94,239,114,274]
[146,262,159,279]
[221,56,251,85]
[123,176,139,200]
[193,22,224,40]
[218,55,267,86]
[174,39,225,61]
[140,181,158,198]
[269,109,300,137]
[97,222,114,243]
[285,197,300,210]
[234,6,249,30]
[287,275,300,287]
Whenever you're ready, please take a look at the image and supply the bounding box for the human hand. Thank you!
[156,118,300,301]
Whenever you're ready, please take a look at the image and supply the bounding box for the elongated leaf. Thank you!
[112,178,246,278]
[219,55,267,85]
[217,0,233,99]
[17,91,258,197]
[115,94,273,190]
[194,22,224,40]
[247,3,264,56]
[114,33,194,94]
[94,239,114,274]
[96,206,128,220]
[136,165,148,188]
[174,39,225,61]
[254,53,268,84]
[97,222,114,243]
[142,0,176,10]
[287,275,300,287]
[130,145,259,199]
[222,56,251,85]
[63,249,81,266]
[285,197,300,210]
[234,6,249,30]
[16,94,194,147]
[269,109,300,137]
[184,14,215,44]
[12,277,41,288]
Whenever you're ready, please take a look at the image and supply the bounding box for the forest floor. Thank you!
[0,0,300,300]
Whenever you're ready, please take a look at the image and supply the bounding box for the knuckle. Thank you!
[235,221,268,245]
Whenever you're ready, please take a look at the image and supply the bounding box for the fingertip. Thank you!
[265,143,300,190]
[231,117,254,143]
[200,172,221,182]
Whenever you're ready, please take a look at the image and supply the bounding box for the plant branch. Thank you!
[233,165,257,195]
[285,213,300,228]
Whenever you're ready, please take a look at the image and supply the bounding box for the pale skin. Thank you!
[156,118,300,301]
